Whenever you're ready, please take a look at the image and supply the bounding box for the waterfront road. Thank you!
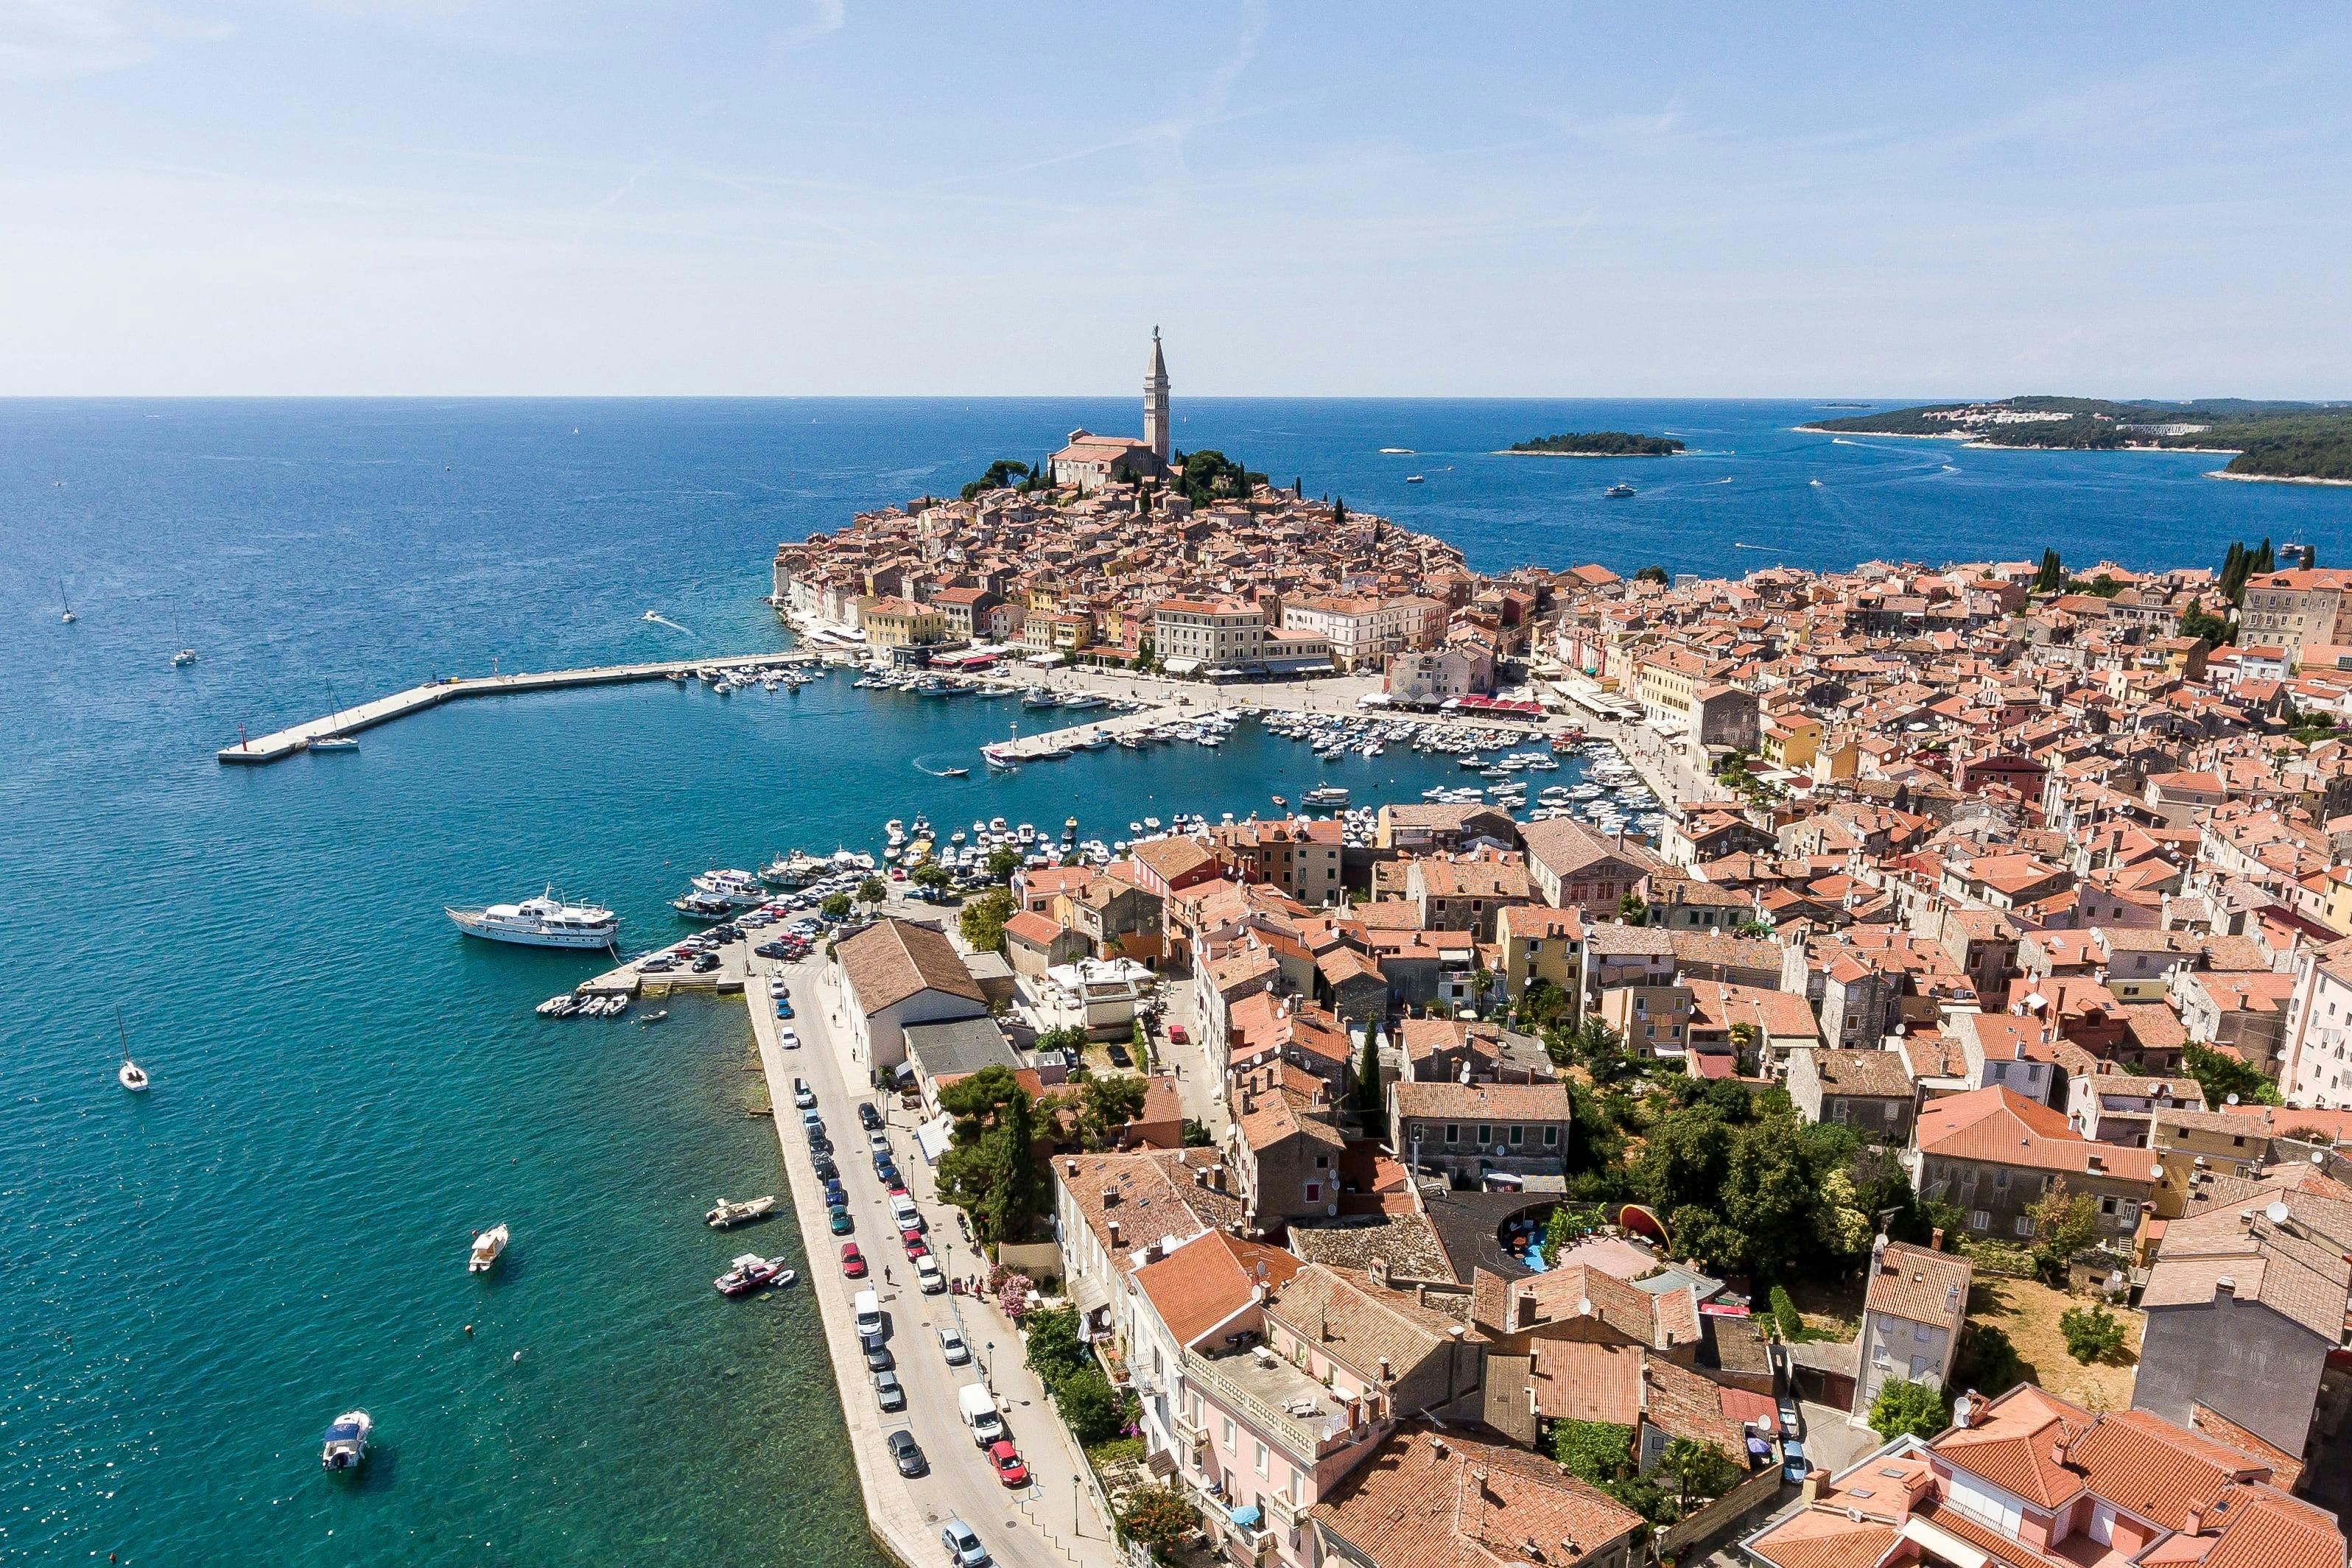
[743,949,1123,1568]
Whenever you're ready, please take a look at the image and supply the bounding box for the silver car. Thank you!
[941,1519,989,1568]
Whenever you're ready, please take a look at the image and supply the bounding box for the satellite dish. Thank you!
[2227,1092,2241,1105]
[2267,1200,2292,1226]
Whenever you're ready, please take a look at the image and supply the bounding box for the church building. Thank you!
[1050,329,1174,493]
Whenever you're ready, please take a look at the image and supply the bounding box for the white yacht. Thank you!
[446,891,619,949]
[689,868,767,906]
[320,1410,373,1472]
[468,1223,509,1273]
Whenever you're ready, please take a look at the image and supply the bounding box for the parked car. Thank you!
[1780,1438,1809,1484]
[916,1255,945,1294]
[779,1025,799,1049]
[840,1242,867,1279]
[902,1228,929,1259]
[941,1520,989,1568]
[874,1369,905,1412]
[691,953,721,973]
[864,1343,894,1374]
[986,1441,1030,1489]
[858,1104,883,1131]
[937,1326,970,1365]
[887,1430,927,1477]
[1167,1023,1188,1044]
[793,1080,816,1109]
[1107,1043,1131,1068]
[828,1208,854,1234]
[637,954,677,972]
[811,1156,838,1184]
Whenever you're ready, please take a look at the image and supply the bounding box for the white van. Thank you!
[916,1254,945,1294]
[890,1193,922,1231]
[957,1382,1004,1446]
[853,1288,883,1342]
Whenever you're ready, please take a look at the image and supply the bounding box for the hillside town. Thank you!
[766,337,2352,1568]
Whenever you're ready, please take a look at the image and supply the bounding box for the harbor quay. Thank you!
[216,650,816,763]
[737,939,1122,1568]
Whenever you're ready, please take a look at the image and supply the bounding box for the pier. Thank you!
[216,651,816,764]
[987,705,1173,759]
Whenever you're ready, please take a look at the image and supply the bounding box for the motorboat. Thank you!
[714,1254,794,1296]
[468,1223,509,1273]
[937,765,970,777]
[320,1410,373,1472]
[690,869,768,905]
[707,1195,779,1228]
[1303,786,1349,806]
[670,890,736,921]
[1021,689,1058,709]
[1404,474,1424,483]
[447,891,619,949]
[1605,482,1636,498]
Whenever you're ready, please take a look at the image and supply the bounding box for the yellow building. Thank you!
[1760,711,1821,771]
[1495,906,1583,1002]
[861,597,947,650]
[1635,648,1709,731]
[2320,865,2352,938]
[1811,729,1862,784]
[1599,982,1691,1052]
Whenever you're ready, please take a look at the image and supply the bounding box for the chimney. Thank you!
[1378,1355,1393,1383]
[1103,1188,1120,1209]
[1800,1467,1830,1505]
[1368,1258,1390,1289]
[1930,1226,1945,1251]
[2185,1508,2203,1534]
[1066,1159,1080,1176]
[1109,1220,1122,1247]
[1431,1438,1450,1461]
[2214,1276,2235,1297]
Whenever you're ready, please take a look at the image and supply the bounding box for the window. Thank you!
[1477,1125,1492,1145]
[1444,1123,1459,1145]
[1914,1322,1933,1342]
[1255,1442,1269,1478]
[1970,1209,1992,1231]
[1993,1168,2009,1189]
[1543,1127,1559,1147]
[1305,1182,1321,1203]
[1223,1417,1235,1450]
[2012,1214,2034,1237]
[1509,1125,1525,1145]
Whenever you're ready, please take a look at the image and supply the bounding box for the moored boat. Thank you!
[320,1410,373,1472]
[468,1223,509,1273]
[706,1195,778,1228]
[714,1253,793,1295]
[448,890,619,949]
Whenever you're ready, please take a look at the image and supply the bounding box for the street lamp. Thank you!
[984,1340,994,1388]
[1074,1474,1082,1535]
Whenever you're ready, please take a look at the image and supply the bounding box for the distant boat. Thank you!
[115,1011,149,1092]
[468,1223,509,1274]
[1809,478,1825,488]
[1605,482,1635,498]
[171,608,197,667]
[320,1410,373,1472]
[58,583,75,624]
[1379,447,1415,454]
[937,765,970,777]
[1404,475,1425,484]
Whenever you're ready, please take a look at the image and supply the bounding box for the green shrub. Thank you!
[1550,1419,1632,1486]
[1869,1378,1950,1441]
[2060,1306,2127,1364]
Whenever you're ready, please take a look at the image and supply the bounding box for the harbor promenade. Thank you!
[740,947,1123,1568]
[215,651,815,764]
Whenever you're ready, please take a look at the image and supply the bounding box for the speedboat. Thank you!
[707,1195,779,1228]
[1606,482,1635,498]
[714,1254,794,1296]
[172,647,197,667]
[690,869,768,905]
[937,765,970,777]
[448,891,619,949]
[320,1410,373,1472]
[1405,474,1424,484]
[468,1223,509,1274]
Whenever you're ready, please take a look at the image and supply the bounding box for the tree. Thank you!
[1023,1304,1091,1384]
[959,887,1015,953]
[1033,1024,1089,1055]
[2060,1305,2127,1364]
[1550,1419,1633,1486]
[1869,1378,1951,1441]
[1333,496,1347,525]
[1768,1284,1811,1343]
[1181,1118,1213,1147]
[856,873,889,908]
[1355,1029,1385,1138]
[1118,1486,1199,1561]
[1075,1073,1149,1150]
[2023,1179,2099,1277]
[1952,1323,2025,1397]
[2177,603,2235,647]
[820,891,852,920]
[2184,1041,2283,1106]
[936,1066,1046,1244]
[910,862,952,893]
[1618,892,1649,926]
[2032,547,2065,593]
[1657,1438,1742,1509]
[1052,1364,1126,1444]
[1735,917,1777,938]
[1633,564,1669,586]
[984,844,1022,883]
[961,458,1031,499]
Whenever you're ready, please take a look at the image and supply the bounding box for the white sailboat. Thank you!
[58,582,76,624]
[311,682,359,752]
[171,607,197,667]
[116,1010,150,1092]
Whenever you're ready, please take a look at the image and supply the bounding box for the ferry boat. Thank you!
[1304,786,1350,806]
[468,1223,509,1273]
[320,1410,373,1472]
[446,891,619,949]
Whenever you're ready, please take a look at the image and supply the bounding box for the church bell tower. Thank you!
[1143,326,1171,465]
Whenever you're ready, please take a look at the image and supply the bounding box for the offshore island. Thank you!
[1503,430,1686,457]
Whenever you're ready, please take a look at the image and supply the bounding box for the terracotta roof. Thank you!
[1862,1241,1970,1329]
[1914,1086,2159,1182]
[1131,1230,1302,1347]
[836,918,986,1014]
[1310,1422,1644,1568]
[1390,1080,1571,1124]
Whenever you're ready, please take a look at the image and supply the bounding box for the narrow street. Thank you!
[743,948,1124,1568]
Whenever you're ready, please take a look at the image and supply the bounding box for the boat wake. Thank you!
[913,756,972,778]
[641,611,689,633]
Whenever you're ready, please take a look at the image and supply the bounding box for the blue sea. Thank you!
[1,398,2345,1565]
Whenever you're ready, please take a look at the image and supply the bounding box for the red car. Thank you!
[1167,1023,1188,1045]
[902,1228,930,1259]
[840,1242,868,1279]
[987,1441,1029,1488]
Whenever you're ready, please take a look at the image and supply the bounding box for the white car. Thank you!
[779,1025,799,1050]
[768,975,789,996]
[938,1326,971,1365]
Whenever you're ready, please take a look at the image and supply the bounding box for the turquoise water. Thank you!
[2,399,2345,1564]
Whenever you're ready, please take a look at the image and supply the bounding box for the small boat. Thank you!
[1379,447,1415,454]
[706,1195,779,1228]
[115,1012,150,1091]
[1605,482,1635,498]
[309,734,359,752]
[937,765,970,778]
[1404,474,1424,484]
[714,1253,793,1296]
[320,1410,373,1472]
[1270,795,1287,807]
[468,1223,509,1273]
[59,583,76,624]
[636,1009,669,1027]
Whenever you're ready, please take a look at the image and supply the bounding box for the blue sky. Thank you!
[3,1,2348,396]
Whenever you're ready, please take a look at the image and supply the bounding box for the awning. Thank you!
[1026,652,1066,666]
[1162,658,1202,674]
[914,1111,955,1164]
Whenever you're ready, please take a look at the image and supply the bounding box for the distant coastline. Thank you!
[1799,396,2352,483]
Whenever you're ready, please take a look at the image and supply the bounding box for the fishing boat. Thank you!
[468,1223,509,1273]
[116,1011,150,1091]
[706,1195,778,1228]
[171,609,197,667]
[320,1410,373,1472]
